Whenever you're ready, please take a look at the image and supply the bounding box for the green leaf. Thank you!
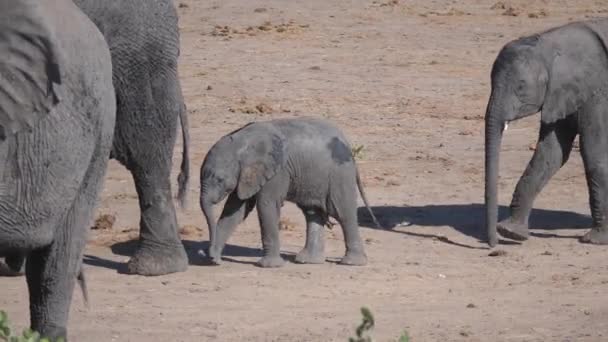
[398,331,410,342]
[0,325,10,339]
[0,311,7,324]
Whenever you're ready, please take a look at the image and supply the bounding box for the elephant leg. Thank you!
[329,174,367,266]
[207,194,256,264]
[26,244,74,340]
[255,199,284,268]
[578,105,608,244]
[28,152,108,340]
[294,207,326,264]
[113,71,188,276]
[498,116,578,241]
[127,169,187,275]
[3,253,25,274]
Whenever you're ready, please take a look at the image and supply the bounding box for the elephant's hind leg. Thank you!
[3,253,25,274]
[499,116,578,241]
[113,71,188,276]
[27,148,110,340]
[578,104,608,245]
[294,207,326,264]
[329,173,367,266]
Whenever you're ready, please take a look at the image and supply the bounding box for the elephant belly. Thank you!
[285,164,331,212]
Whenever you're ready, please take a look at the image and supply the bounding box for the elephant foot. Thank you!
[294,248,325,264]
[580,228,608,245]
[497,219,529,241]
[33,324,67,342]
[255,255,285,268]
[126,243,188,276]
[198,247,222,266]
[339,250,367,266]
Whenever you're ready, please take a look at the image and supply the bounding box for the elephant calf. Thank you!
[484,19,608,246]
[199,118,379,267]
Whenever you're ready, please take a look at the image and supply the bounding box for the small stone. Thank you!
[488,249,508,257]
[502,6,519,16]
[466,303,476,308]
[255,103,273,113]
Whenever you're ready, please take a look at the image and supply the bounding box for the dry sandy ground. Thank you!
[3,0,608,341]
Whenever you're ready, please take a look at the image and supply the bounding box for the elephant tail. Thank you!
[355,165,382,229]
[77,267,89,308]
[176,102,190,208]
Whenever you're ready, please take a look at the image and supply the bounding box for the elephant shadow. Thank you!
[84,240,265,272]
[357,203,592,248]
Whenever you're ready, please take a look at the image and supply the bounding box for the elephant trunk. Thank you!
[484,96,504,247]
[200,187,220,263]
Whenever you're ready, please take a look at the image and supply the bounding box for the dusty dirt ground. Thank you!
[3,0,608,341]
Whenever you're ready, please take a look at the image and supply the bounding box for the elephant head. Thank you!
[200,123,286,258]
[484,22,608,246]
[0,0,62,141]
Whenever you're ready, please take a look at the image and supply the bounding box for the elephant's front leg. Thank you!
[294,208,326,264]
[206,193,256,264]
[255,196,285,268]
[579,105,608,244]
[498,116,578,241]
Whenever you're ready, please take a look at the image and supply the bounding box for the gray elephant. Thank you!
[485,19,608,246]
[199,118,379,267]
[4,0,191,276]
[0,0,115,339]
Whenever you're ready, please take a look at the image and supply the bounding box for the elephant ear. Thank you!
[236,126,287,200]
[542,23,608,124]
[0,1,62,141]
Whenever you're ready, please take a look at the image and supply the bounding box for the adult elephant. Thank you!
[4,0,191,276]
[0,0,116,339]
[484,19,608,247]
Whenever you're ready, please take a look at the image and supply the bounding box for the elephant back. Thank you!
[73,0,181,79]
[583,19,608,62]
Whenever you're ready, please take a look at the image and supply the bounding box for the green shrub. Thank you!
[349,307,410,342]
[351,144,365,160]
[0,311,64,342]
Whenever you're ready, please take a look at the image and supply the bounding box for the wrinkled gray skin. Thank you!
[0,0,115,339]
[485,19,608,246]
[200,118,380,268]
[5,0,190,276]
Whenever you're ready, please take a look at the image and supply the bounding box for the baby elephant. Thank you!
[199,117,379,267]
